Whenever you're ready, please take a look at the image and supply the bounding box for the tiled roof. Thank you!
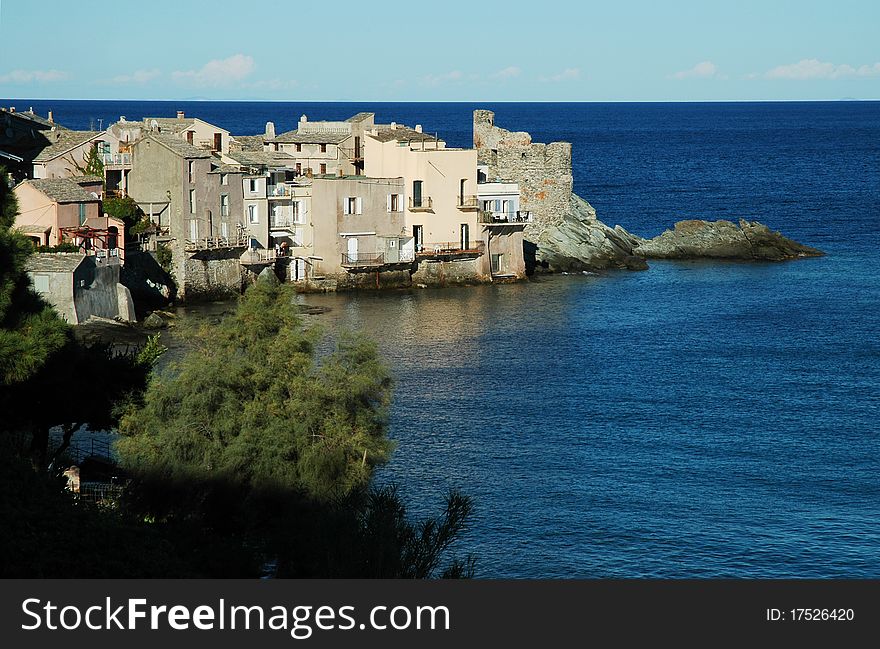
[270,130,350,145]
[25,252,87,274]
[231,135,266,151]
[226,150,294,166]
[146,133,212,159]
[209,163,246,174]
[69,174,104,184]
[33,130,101,162]
[370,126,439,144]
[141,117,197,134]
[5,109,61,129]
[345,112,375,123]
[25,178,100,203]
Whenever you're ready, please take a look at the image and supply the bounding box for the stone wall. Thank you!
[181,248,253,300]
[474,110,573,230]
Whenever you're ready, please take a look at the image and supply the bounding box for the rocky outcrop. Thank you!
[528,194,647,272]
[634,219,824,261]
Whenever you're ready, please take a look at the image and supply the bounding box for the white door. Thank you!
[294,258,306,280]
[347,237,358,262]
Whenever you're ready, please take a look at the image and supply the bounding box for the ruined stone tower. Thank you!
[473,109,573,230]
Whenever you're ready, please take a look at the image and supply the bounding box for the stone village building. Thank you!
[118,110,533,298]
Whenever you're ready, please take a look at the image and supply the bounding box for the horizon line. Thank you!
[2,97,878,104]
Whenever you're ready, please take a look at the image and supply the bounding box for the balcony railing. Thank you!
[267,184,300,198]
[241,248,277,264]
[338,145,363,161]
[269,215,306,229]
[102,153,131,166]
[479,210,533,224]
[342,252,385,267]
[184,233,248,251]
[456,195,480,210]
[408,196,433,211]
[416,241,485,257]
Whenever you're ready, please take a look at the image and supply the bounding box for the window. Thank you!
[78,203,87,225]
[248,204,258,224]
[249,178,258,193]
[189,189,196,214]
[188,160,194,183]
[387,193,401,212]
[482,200,492,212]
[189,219,198,240]
[412,180,423,207]
[295,143,302,153]
[220,222,229,239]
[220,173,228,185]
[295,163,302,175]
[220,194,229,217]
[320,143,327,153]
[345,197,363,215]
[292,201,304,224]
[320,163,327,174]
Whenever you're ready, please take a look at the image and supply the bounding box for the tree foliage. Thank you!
[69,143,104,180]
[103,195,143,233]
[118,279,395,500]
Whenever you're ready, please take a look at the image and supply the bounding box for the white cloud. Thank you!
[172,54,255,87]
[0,69,67,83]
[420,70,463,86]
[764,59,880,80]
[541,68,580,82]
[671,61,720,80]
[110,69,161,84]
[492,66,521,79]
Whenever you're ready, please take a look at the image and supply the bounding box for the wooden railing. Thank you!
[416,241,485,256]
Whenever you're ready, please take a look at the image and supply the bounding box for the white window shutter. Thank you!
[386,194,392,213]
[344,198,350,215]
[356,197,363,215]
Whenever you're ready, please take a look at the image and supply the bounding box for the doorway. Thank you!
[413,225,423,252]
[460,224,469,251]
[347,237,358,262]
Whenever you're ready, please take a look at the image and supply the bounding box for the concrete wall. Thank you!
[13,182,101,246]
[309,176,406,278]
[73,258,123,322]
[32,134,103,179]
[205,169,245,241]
[473,109,572,229]
[364,137,481,247]
[484,225,526,279]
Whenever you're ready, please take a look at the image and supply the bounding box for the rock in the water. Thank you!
[143,312,167,329]
[258,266,280,285]
[529,194,647,272]
[635,219,824,261]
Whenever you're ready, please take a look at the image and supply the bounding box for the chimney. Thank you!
[337,167,344,177]
[9,107,14,113]
[29,106,33,113]
[48,110,54,123]
[265,121,276,139]
[177,110,185,119]
[390,121,396,129]
[119,115,126,122]
[415,124,422,133]
[300,114,308,124]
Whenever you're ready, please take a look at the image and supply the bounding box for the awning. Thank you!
[270,230,294,237]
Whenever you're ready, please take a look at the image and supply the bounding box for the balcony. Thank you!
[338,144,363,161]
[479,210,533,224]
[456,195,480,211]
[267,184,297,198]
[269,215,306,230]
[102,153,131,168]
[416,240,485,259]
[240,248,277,265]
[408,196,433,212]
[184,233,248,252]
[342,252,385,268]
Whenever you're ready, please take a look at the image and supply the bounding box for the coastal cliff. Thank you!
[527,194,647,271]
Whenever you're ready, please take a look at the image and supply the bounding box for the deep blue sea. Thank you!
[12,99,880,578]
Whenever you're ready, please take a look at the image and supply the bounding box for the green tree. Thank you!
[118,278,395,500]
[103,195,143,234]
[68,143,104,179]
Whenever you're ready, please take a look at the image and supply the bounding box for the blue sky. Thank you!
[1,0,879,101]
